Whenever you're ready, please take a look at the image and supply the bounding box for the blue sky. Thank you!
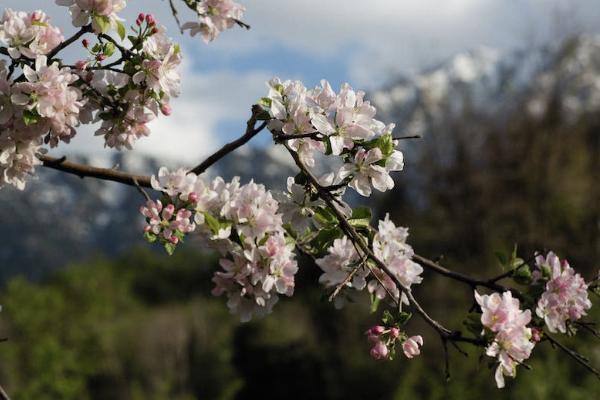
[4,0,600,165]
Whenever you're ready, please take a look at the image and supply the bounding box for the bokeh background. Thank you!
[0,0,599,399]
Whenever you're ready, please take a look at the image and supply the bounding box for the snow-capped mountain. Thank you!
[373,34,600,140]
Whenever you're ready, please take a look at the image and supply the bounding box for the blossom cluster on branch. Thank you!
[0,1,598,394]
[143,167,298,322]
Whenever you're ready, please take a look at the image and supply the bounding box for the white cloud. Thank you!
[49,63,271,165]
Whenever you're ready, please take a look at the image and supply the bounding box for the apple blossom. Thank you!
[55,0,127,33]
[475,290,535,388]
[535,252,592,333]
[402,335,423,359]
[316,236,367,290]
[0,9,63,59]
[182,0,246,43]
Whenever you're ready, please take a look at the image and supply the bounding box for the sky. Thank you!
[3,0,600,166]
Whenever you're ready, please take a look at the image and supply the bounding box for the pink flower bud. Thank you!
[96,54,106,61]
[143,225,151,233]
[138,13,145,21]
[31,11,41,22]
[370,325,385,335]
[365,333,378,344]
[531,327,542,343]
[146,14,156,26]
[160,103,172,116]
[82,39,90,48]
[151,27,159,35]
[389,327,400,339]
[75,60,88,70]
[188,192,199,203]
[370,341,389,360]
[170,236,179,244]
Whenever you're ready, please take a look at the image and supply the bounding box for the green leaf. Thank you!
[397,311,412,325]
[143,232,157,243]
[348,207,372,229]
[323,135,333,155]
[259,97,272,108]
[313,206,337,227]
[23,110,38,126]
[370,294,380,313]
[164,242,176,256]
[94,15,111,34]
[116,20,126,40]
[103,42,116,57]
[310,227,342,253]
[381,310,395,325]
[203,212,221,235]
[513,265,532,285]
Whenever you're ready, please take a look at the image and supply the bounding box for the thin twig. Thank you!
[133,178,152,201]
[168,0,185,33]
[393,135,422,140]
[545,333,600,380]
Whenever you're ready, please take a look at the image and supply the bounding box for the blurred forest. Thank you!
[0,70,599,400]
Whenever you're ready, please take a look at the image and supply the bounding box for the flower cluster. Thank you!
[183,0,246,43]
[56,0,127,33]
[316,214,422,304]
[145,167,298,322]
[84,21,181,150]
[140,199,195,244]
[366,324,423,361]
[0,9,181,190]
[534,252,592,334]
[475,290,535,388]
[264,78,404,197]
[0,56,84,189]
[0,9,63,59]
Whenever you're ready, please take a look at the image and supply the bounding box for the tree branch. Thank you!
[189,105,266,175]
[48,24,93,61]
[37,155,152,188]
[0,383,10,400]
[545,333,600,380]
[280,140,484,348]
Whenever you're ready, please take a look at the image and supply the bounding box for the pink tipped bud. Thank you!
[138,13,145,21]
[146,14,156,26]
[31,11,42,22]
[170,236,179,244]
[160,103,172,116]
[96,54,106,61]
[370,341,389,360]
[389,327,400,339]
[370,325,385,335]
[75,60,88,70]
[143,225,151,233]
[531,327,542,343]
[82,39,90,48]
[151,27,159,35]
[188,192,199,203]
